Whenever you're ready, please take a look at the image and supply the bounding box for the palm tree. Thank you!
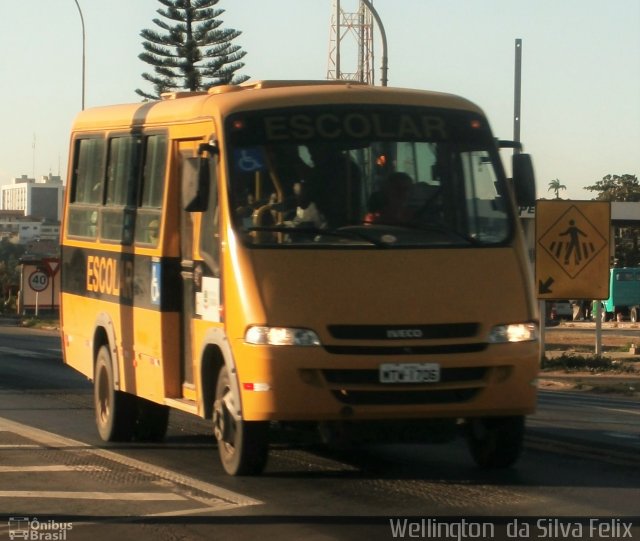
[548,178,566,199]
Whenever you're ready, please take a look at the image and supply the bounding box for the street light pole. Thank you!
[513,38,522,153]
[73,0,86,110]
[360,0,388,86]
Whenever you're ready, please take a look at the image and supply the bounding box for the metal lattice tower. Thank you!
[327,0,375,84]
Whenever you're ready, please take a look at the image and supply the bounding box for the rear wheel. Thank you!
[466,415,525,469]
[94,346,136,442]
[213,366,269,476]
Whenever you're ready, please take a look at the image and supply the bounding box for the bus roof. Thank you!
[70,80,484,132]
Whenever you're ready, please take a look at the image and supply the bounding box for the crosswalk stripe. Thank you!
[0,491,186,500]
[0,465,109,472]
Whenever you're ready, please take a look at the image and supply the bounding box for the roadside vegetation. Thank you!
[18,316,59,330]
[541,353,637,374]
[540,353,639,397]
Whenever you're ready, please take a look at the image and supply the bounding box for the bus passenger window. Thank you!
[102,136,141,244]
[73,138,105,205]
[67,137,105,238]
[135,135,168,247]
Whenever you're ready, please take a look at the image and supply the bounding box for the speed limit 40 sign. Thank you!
[28,270,49,292]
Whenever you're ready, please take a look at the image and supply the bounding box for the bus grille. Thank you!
[328,323,479,340]
[322,367,487,406]
[323,343,486,355]
[330,388,480,406]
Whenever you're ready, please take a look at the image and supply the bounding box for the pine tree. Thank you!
[136,0,249,100]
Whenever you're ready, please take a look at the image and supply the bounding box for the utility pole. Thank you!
[360,0,387,86]
[73,0,86,110]
[513,38,522,152]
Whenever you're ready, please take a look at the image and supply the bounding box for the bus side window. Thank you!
[102,136,141,244]
[67,137,105,239]
[135,134,168,247]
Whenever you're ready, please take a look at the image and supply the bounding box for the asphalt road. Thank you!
[0,319,639,541]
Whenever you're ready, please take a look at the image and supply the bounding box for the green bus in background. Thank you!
[597,268,640,322]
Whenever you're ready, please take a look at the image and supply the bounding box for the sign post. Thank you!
[535,200,611,356]
[42,258,60,311]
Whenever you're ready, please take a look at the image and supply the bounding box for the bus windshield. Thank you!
[226,105,512,248]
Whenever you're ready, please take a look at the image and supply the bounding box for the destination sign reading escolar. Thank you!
[535,200,610,299]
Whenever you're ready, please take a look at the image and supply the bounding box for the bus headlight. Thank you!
[488,322,538,343]
[245,326,321,346]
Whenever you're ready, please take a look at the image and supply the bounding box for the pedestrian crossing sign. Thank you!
[535,200,610,299]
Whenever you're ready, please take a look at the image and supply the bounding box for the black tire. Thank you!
[134,398,170,442]
[213,366,269,476]
[466,415,525,469]
[94,345,136,442]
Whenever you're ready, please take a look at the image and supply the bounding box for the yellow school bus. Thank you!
[61,80,538,475]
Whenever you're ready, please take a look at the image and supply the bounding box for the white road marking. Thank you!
[0,491,187,500]
[0,346,53,359]
[0,415,262,512]
[595,405,640,417]
[0,444,41,448]
[0,465,109,472]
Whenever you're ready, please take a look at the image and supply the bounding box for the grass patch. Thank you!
[19,317,60,330]
[541,353,636,373]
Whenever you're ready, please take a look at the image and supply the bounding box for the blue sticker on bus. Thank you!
[151,262,161,305]
[234,148,266,173]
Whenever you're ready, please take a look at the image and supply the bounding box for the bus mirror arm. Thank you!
[198,142,219,157]
[497,139,523,151]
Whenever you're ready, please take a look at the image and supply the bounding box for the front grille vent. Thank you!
[327,323,480,341]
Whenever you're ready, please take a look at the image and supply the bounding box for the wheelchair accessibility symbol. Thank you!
[234,148,265,173]
[151,262,161,306]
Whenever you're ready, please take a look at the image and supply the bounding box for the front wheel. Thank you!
[94,345,136,442]
[465,415,525,469]
[213,366,269,476]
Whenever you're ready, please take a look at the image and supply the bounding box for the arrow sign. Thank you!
[538,276,554,295]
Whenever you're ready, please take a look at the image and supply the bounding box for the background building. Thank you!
[0,173,65,222]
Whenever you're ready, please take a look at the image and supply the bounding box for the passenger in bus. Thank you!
[147,219,159,245]
[364,172,415,225]
[285,181,327,230]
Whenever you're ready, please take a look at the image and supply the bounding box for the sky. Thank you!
[0,0,638,200]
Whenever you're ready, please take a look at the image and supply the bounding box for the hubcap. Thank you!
[213,388,236,445]
[97,367,110,424]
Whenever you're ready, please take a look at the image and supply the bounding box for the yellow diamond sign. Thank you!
[535,201,610,299]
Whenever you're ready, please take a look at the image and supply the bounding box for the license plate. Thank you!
[379,362,441,384]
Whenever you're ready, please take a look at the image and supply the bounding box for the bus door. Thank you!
[177,138,221,395]
[177,141,199,391]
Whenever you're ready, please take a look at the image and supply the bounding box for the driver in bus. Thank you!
[364,171,415,225]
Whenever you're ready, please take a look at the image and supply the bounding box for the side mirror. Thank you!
[182,157,210,212]
[512,153,536,207]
